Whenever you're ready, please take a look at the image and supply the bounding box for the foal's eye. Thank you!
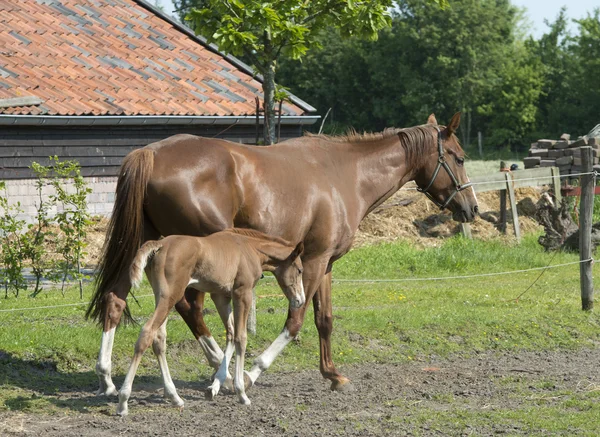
[455,157,465,167]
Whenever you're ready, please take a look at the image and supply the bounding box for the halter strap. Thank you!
[416,126,473,210]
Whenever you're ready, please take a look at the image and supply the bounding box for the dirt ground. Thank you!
[1,347,599,436]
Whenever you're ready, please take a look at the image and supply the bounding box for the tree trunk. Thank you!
[262,60,276,145]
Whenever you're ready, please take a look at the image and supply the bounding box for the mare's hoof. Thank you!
[243,371,254,390]
[330,377,354,392]
[205,387,218,401]
[238,395,251,405]
[116,406,128,417]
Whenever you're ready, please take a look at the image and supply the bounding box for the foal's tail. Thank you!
[86,147,155,325]
[130,241,163,289]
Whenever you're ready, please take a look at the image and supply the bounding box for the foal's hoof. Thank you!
[205,385,219,401]
[115,405,128,417]
[97,385,118,397]
[330,376,355,392]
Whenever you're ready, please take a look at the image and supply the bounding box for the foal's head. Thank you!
[271,242,305,309]
[249,234,305,309]
[412,113,478,223]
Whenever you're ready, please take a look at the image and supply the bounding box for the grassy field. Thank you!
[1,233,599,432]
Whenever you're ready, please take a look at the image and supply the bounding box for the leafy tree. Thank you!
[178,0,396,144]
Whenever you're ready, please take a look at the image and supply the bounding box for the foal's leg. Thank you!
[206,293,234,400]
[96,275,129,397]
[116,298,172,416]
[233,288,252,405]
[152,319,184,409]
[175,288,224,370]
[246,258,328,388]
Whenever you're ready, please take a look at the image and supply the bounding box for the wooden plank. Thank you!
[0,156,124,168]
[0,145,136,158]
[579,147,594,310]
[460,223,472,239]
[506,172,521,243]
[471,167,555,193]
[551,166,562,203]
[562,186,600,197]
[0,96,43,108]
[499,162,507,234]
[0,166,121,179]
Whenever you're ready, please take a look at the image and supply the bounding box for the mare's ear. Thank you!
[447,112,461,135]
[427,114,438,125]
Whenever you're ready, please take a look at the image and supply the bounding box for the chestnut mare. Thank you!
[87,113,478,396]
[116,229,304,415]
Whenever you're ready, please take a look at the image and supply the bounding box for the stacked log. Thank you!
[524,134,600,178]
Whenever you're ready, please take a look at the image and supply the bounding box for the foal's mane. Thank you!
[224,228,292,247]
[307,124,438,167]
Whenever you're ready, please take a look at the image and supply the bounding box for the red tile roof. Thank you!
[0,0,309,117]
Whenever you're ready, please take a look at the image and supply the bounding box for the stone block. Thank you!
[530,142,538,149]
[555,156,573,166]
[570,137,588,148]
[540,159,556,167]
[538,139,556,148]
[523,157,541,168]
[572,148,598,157]
[553,140,569,149]
[529,148,548,157]
[560,133,571,141]
[548,149,564,158]
[573,157,582,166]
[589,137,599,146]
[564,148,576,156]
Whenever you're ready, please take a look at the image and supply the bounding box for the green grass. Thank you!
[1,232,599,431]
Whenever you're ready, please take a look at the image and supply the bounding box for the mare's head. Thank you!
[412,113,478,223]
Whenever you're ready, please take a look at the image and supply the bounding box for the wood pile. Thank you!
[524,134,600,178]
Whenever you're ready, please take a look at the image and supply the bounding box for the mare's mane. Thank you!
[224,228,292,247]
[307,124,439,168]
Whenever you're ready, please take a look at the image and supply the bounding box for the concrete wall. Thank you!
[3,177,117,223]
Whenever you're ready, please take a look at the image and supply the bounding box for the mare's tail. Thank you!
[130,241,163,289]
[86,148,155,324]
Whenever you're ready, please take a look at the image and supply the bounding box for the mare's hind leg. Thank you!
[206,294,234,400]
[152,319,184,409]
[117,297,173,416]
[96,275,129,397]
[175,288,224,370]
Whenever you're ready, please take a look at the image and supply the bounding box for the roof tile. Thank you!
[0,0,307,117]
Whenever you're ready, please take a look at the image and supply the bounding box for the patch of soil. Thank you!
[1,347,598,436]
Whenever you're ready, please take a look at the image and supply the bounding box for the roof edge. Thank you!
[133,0,318,114]
[0,115,320,127]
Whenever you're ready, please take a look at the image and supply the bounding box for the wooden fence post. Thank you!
[579,146,594,311]
[248,290,257,335]
[499,161,507,234]
[505,172,521,243]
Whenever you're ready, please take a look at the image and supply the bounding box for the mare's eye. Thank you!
[455,157,465,167]
[298,268,303,275]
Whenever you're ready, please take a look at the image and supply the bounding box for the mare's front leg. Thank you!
[314,271,352,390]
[175,288,224,371]
[206,293,234,400]
[245,258,329,388]
[232,287,252,405]
[96,275,129,397]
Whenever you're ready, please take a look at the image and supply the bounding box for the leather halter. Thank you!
[417,126,473,210]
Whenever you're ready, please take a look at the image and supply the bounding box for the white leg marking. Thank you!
[96,327,118,396]
[207,340,234,400]
[235,339,250,405]
[154,321,184,408]
[246,328,294,386]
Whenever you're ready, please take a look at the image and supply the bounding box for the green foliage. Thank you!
[0,158,91,299]
[180,0,395,144]
[45,157,92,297]
[0,182,27,297]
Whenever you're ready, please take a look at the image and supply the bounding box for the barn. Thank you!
[0,0,318,216]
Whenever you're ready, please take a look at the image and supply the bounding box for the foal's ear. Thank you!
[427,114,438,125]
[447,112,461,135]
[290,241,304,259]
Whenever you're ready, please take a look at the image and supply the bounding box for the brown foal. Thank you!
[116,229,304,415]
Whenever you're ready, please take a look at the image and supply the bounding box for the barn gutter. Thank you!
[0,115,320,126]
